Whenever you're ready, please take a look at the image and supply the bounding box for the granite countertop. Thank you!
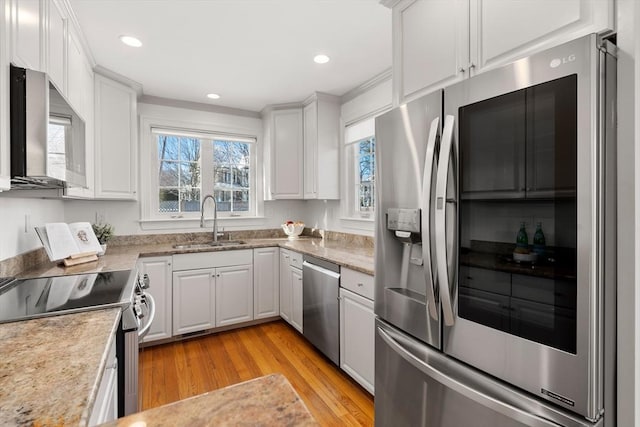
[0,234,371,426]
[18,237,375,279]
[100,373,318,427]
[0,308,122,427]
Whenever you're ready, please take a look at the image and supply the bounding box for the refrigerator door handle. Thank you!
[435,115,456,326]
[422,116,440,321]
[378,325,566,427]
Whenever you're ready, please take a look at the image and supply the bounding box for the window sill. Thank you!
[139,216,267,231]
[339,216,375,223]
[339,216,375,233]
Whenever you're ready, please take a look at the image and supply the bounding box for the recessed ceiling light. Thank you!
[314,54,330,64]
[206,93,221,100]
[119,35,142,48]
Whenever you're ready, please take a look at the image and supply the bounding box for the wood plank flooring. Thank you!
[139,320,374,426]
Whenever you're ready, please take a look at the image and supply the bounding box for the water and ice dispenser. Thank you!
[383,208,439,345]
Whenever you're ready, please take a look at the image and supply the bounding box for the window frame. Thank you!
[343,117,376,221]
[140,117,261,224]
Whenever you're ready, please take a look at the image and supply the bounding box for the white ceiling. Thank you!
[69,0,392,112]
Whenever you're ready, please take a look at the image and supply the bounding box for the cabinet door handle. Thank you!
[357,283,364,287]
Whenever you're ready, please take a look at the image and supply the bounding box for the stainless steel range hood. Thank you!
[10,65,86,189]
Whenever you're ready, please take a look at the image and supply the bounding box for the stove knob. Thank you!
[141,274,150,289]
[134,304,143,318]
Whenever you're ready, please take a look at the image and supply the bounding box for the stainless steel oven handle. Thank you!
[422,116,440,321]
[138,293,156,339]
[435,115,456,326]
[378,325,562,427]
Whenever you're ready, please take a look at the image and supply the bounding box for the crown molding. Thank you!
[139,95,261,119]
[340,68,392,104]
[380,0,403,9]
[59,0,97,68]
[94,65,144,96]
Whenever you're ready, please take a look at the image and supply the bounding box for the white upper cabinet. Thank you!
[10,0,44,71]
[393,0,468,105]
[303,93,340,200]
[66,25,84,114]
[263,107,304,199]
[472,0,615,73]
[47,0,66,94]
[389,0,614,105]
[94,73,138,200]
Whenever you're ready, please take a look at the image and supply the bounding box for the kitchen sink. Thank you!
[172,240,246,250]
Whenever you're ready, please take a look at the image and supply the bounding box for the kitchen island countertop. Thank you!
[100,373,318,427]
[0,308,122,427]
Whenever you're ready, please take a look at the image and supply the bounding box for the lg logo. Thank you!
[550,54,576,68]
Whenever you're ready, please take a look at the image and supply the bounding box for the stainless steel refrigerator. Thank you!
[374,34,617,427]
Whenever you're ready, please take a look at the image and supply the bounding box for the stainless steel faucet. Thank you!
[200,194,219,242]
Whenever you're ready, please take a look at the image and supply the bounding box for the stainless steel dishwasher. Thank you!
[302,255,340,365]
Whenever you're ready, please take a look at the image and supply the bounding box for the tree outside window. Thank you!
[358,137,375,212]
[213,140,250,212]
[155,133,254,217]
[157,135,201,213]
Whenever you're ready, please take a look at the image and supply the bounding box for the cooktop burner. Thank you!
[0,270,136,324]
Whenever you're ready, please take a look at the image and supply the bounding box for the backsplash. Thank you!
[0,248,50,278]
[0,228,374,277]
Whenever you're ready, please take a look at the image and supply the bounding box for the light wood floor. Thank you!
[139,320,374,426]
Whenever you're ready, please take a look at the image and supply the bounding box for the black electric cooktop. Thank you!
[0,270,135,324]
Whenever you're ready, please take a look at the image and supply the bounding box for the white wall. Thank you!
[63,198,305,236]
[63,101,308,236]
[0,197,65,261]
[301,72,392,237]
[615,0,640,424]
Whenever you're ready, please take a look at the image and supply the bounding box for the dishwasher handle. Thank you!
[302,261,341,279]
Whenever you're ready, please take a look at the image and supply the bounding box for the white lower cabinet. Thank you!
[279,249,303,333]
[138,256,173,343]
[172,249,255,336]
[340,269,375,395]
[216,264,253,327]
[290,266,303,333]
[88,338,118,426]
[173,268,216,335]
[279,250,292,322]
[253,247,280,319]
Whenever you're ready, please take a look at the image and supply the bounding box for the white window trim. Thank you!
[341,116,376,222]
[140,115,264,226]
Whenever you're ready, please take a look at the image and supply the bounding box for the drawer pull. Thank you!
[357,283,364,287]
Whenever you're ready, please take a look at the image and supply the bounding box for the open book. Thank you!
[35,222,103,262]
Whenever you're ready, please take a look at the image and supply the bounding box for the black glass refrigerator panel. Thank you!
[458,75,578,354]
